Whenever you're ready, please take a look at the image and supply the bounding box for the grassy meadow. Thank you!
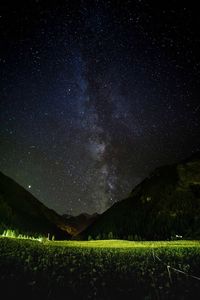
[0,237,200,299]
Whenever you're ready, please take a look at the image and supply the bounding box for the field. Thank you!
[0,237,200,299]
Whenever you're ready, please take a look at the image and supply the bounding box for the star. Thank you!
[0,1,199,215]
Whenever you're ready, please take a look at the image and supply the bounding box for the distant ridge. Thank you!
[63,212,99,236]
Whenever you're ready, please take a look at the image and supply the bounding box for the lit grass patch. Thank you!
[46,239,200,249]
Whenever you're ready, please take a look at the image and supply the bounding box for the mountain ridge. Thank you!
[0,171,71,239]
[79,152,200,240]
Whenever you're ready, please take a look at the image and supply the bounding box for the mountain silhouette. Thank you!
[79,153,200,240]
[0,171,71,239]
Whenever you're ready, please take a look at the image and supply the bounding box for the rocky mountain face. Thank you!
[63,213,99,236]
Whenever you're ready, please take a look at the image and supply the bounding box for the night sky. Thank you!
[0,1,200,215]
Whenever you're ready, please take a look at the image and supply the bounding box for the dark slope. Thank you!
[80,153,200,240]
[0,172,71,239]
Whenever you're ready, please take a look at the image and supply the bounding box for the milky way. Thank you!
[0,1,200,215]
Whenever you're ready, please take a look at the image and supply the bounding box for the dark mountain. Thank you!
[0,172,71,239]
[79,153,200,240]
[63,213,99,236]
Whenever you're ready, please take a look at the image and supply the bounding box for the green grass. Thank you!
[1,237,200,299]
[48,239,200,248]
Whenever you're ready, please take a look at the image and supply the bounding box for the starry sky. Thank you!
[0,0,200,215]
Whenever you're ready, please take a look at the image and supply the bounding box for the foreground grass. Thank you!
[49,239,200,248]
[0,237,200,299]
